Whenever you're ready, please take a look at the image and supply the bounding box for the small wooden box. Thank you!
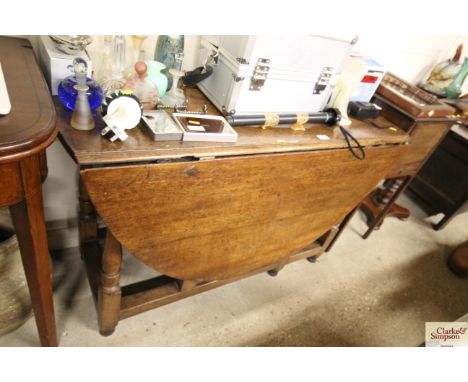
[376,72,456,119]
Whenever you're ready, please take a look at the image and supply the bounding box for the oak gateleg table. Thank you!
[57,86,409,337]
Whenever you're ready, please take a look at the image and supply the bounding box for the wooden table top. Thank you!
[0,37,56,162]
[57,86,409,166]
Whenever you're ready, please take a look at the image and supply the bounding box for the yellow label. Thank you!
[262,113,280,128]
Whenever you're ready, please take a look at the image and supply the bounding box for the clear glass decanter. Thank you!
[160,69,186,107]
[160,51,186,107]
[100,35,128,95]
[58,58,103,111]
[70,58,95,131]
[94,35,113,87]
[112,35,127,78]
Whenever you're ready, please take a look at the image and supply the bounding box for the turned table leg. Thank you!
[98,229,122,336]
[9,155,57,347]
[79,177,98,244]
[360,176,411,239]
[376,178,411,221]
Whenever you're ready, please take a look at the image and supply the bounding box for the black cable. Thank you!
[182,65,213,87]
[337,125,366,160]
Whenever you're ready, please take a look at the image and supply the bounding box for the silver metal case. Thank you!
[197,35,357,115]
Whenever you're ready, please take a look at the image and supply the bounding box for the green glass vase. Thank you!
[446,57,468,99]
[146,60,168,98]
[153,35,184,90]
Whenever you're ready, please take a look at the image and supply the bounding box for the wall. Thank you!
[354,35,468,84]
[29,35,468,249]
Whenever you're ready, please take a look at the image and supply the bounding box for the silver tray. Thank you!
[49,35,93,55]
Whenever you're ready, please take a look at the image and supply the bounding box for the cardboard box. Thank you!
[37,35,93,95]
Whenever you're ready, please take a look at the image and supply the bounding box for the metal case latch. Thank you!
[250,58,270,91]
[314,67,333,94]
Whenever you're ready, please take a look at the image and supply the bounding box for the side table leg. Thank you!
[9,155,57,347]
[98,229,122,336]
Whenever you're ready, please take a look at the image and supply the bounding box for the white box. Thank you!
[350,55,385,102]
[37,35,93,95]
[196,35,356,115]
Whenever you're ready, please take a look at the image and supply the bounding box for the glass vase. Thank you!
[146,61,168,98]
[446,58,468,99]
[57,75,104,111]
[124,61,159,110]
[154,35,184,90]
